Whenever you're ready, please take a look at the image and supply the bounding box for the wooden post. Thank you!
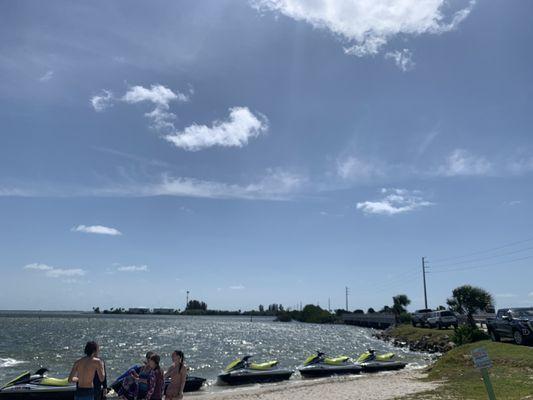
[481,368,497,400]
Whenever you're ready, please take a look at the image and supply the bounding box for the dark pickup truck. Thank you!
[487,308,533,345]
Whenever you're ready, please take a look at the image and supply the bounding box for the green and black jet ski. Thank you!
[217,355,294,385]
[298,352,362,378]
[355,349,407,372]
[0,368,75,400]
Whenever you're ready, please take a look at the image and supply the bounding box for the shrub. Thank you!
[451,325,488,346]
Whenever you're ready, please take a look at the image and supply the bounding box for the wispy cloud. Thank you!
[336,155,384,182]
[117,265,149,272]
[385,49,415,72]
[72,225,122,236]
[24,263,86,278]
[438,149,492,177]
[165,107,268,151]
[121,84,190,131]
[496,293,517,298]
[90,90,114,112]
[39,70,54,82]
[229,285,245,290]
[253,0,475,57]
[357,188,433,216]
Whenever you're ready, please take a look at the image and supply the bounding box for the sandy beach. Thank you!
[189,370,438,400]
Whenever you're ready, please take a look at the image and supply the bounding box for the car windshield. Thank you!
[513,309,533,318]
[440,311,454,317]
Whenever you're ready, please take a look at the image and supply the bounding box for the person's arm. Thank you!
[178,366,187,397]
[68,360,79,383]
[96,359,105,382]
[164,364,174,380]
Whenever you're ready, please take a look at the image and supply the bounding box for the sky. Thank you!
[1,0,532,312]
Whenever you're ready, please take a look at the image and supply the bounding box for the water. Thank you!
[0,313,432,391]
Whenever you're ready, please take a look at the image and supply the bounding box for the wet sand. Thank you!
[189,370,438,400]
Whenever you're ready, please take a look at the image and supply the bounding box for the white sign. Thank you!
[472,347,492,370]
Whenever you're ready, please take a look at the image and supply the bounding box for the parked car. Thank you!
[426,310,458,329]
[487,308,533,345]
[411,309,433,327]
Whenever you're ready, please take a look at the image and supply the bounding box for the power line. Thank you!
[431,237,533,264]
[428,254,533,274]
[430,245,533,269]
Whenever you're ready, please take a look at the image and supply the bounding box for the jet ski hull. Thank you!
[359,361,407,373]
[0,384,75,400]
[217,369,294,385]
[298,364,362,378]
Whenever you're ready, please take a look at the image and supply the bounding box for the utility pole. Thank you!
[345,286,349,311]
[186,290,190,310]
[422,257,428,309]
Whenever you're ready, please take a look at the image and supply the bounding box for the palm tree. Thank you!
[447,285,494,327]
[392,294,411,323]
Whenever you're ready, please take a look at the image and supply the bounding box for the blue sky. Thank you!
[1,0,532,311]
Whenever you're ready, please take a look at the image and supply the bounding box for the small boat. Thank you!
[298,352,362,378]
[217,355,294,385]
[0,368,75,400]
[110,365,206,395]
[355,349,407,372]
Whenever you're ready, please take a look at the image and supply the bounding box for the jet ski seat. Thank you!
[249,361,278,370]
[324,356,349,365]
[40,377,70,386]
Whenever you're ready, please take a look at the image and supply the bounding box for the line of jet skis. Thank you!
[0,350,406,399]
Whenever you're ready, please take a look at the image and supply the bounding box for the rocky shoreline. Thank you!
[373,326,456,353]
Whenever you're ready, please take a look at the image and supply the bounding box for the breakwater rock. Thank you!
[373,326,456,354]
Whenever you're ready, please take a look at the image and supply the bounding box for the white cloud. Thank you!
[529,292,533,297]
[91,90,114,112]
[24,263,86,278]
[229,285,245,290]
[122,84,189,131]
[357,188,433,216]
[165,107,268,151]
[117,265,149,272]
[496,293,517,298]
[253,0,475,57]
[72,225,122,236]
[130,169,304,200]
[39,70,54,82]
[336,156,384,181]
[439,149,492,176]
[507,156,533,175]
[385,49,415,72]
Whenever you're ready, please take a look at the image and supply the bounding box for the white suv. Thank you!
[426,310,458,329]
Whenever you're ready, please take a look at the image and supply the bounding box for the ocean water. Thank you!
[0,313,432,391]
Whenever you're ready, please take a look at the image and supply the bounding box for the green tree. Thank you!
[367,307,376,314]
[447,285,494,327]
[392,294,411,323]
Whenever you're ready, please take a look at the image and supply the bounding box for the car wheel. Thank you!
[412,321,416,327]
[514,330,524,345]
[489,330,500,342]
[453,324,458,330]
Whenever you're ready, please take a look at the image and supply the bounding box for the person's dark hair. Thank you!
[173,350,185,372]
[84,341,98,357]
[150,354,161,371]
[145,351,155,360]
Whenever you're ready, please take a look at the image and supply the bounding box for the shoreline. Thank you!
[187,370,438,400]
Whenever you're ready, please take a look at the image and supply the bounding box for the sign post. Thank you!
[471,347,497,400]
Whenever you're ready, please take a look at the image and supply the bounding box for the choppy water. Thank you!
[0,313,432,391]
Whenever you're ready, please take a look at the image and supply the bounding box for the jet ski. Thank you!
[110,365,206,396]
[298,352,362,378]
[355,349,407,372]
[217,355,294,385]
[0,368,75,399]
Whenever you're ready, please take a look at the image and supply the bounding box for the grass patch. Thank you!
[405,341,533,400]
[388,325,453,343]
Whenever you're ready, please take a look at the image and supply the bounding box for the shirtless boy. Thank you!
[68,341,105,400]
